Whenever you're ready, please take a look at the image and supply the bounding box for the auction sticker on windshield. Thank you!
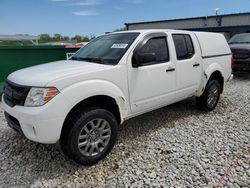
[111,44,128,49]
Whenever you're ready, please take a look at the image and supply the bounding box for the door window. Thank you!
[137,37,169,65]
[172,34,194,60]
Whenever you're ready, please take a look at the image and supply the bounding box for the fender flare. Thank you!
[204,63,225,80]
[61,80,130,123]
[197,63,225,96]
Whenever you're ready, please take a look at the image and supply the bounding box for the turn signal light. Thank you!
[44,88,59,103]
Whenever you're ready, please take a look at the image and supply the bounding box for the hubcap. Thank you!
[78,119,111,157]
[207,84,219,108]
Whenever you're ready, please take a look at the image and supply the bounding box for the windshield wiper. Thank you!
[71,57,94,62]
[71,56,112,65]
[78,57,93,62]
[90,57,104,64]
[70,56,80,60]
[78,57,108,64]
[70,57,93,61]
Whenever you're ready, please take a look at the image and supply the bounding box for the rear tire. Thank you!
[61,108,118,165]
[196,79,221,111]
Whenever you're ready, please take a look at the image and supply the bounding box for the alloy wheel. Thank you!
[78,118,111,157]
[207,84,219,109]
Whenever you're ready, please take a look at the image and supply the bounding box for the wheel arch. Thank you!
[203,62,225,94]
[208,71,224,93]
[60,95,123,144]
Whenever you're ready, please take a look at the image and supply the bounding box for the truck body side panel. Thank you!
[194,32,232,95]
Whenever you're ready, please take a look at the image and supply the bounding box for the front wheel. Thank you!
[196,79,221,111]
[61,108,118,165]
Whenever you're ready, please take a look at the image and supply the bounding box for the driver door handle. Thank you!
[166,68,175,72]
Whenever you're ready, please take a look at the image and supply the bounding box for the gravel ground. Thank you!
[0,75,249,188]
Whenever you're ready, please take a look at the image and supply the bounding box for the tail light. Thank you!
[231,55,234,69]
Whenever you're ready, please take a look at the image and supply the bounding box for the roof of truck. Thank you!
[111,29,192,34]
[109,29,218,36]
[111,29,231,58]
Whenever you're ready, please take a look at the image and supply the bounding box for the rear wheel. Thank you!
[61,108,118,165]
[196,79,221,111]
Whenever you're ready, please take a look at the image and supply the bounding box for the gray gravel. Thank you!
[0,75,250,188]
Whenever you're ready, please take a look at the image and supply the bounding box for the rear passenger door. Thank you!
[172,33,202,100]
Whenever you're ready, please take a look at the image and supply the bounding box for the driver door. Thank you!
[128,33,176,114]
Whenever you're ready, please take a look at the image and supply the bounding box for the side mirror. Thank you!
[132,52,156,67]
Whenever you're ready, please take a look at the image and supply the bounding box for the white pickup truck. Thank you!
[2,30,233,165]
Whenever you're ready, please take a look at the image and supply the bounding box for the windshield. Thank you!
[71,32,140,65]
[229,34,250,44]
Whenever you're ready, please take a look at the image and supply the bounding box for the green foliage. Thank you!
[38,33,91,43]
[71,35,82,43]
[113,27,126,32]
[53,33,63,41]
[39,34,51,43]
[0,33,93,46]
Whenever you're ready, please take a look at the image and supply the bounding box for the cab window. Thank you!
[172,34,194,60]
[137,37,169,65]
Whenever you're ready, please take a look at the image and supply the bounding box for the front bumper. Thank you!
[2,93,71,144]
[4,112,23,134]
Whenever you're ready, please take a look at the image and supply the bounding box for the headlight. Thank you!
[24,87,59,107]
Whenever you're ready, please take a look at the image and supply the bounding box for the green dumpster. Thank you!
[0,45,80,93]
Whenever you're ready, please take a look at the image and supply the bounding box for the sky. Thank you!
[0,0,250,37]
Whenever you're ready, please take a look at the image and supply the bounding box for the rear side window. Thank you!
[138,37,169,64]
[172,34,194,60]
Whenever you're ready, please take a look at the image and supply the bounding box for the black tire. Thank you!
[61,108,118,165]
[196,79,221,111]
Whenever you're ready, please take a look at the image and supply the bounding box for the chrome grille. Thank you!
[3,80,31,107]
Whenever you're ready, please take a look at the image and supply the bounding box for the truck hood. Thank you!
[7,60,111,87]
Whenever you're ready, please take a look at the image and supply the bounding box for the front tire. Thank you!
[61,108,118,165]
[196,79,221,111]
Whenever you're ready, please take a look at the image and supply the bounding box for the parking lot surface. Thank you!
[0,75,249,188]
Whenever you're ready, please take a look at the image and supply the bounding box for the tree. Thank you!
[71,35,90,42]
[113,27,126,32]
[62,36,70,41]
[0,33,92,45]
[82,36,90,42]
[71,35,82,43]
[39,34,51,43]
[53,33,63,41]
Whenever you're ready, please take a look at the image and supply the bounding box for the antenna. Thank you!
[215,8,220,16]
